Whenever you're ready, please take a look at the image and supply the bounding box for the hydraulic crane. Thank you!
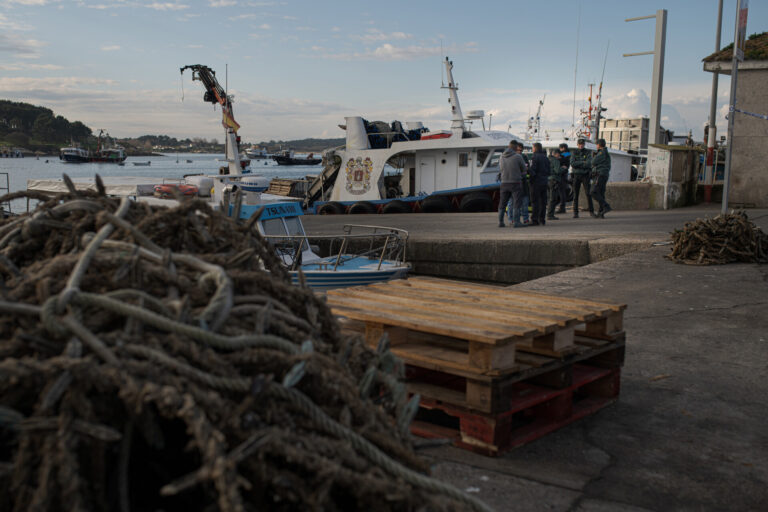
[180,64,242,176]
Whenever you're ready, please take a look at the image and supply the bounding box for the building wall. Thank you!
[599,117,668,152]
[730,69,768,207]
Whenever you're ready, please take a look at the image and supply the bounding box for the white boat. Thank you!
[245,147,270,159]
[236,202,409,291]
[59,146,89,163]
[304,57,522,214]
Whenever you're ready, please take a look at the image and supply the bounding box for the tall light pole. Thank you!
[722,0,750,214]
[624,9,668,145]
[704,0,724,204]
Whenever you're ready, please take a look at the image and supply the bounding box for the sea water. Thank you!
[0,153,320,213]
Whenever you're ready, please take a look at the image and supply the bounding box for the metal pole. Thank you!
[704,0,724,204]
[648,9,667,145]
[722,0,744,214]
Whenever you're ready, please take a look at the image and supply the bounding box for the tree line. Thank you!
[0,100,92,148]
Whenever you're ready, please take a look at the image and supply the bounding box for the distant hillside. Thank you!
[254,137,345,153]
[0,100,92,152]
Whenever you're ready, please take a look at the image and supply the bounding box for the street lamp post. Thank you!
[624,9,668,145]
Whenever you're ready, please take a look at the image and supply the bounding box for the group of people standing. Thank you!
[498,138,612,228]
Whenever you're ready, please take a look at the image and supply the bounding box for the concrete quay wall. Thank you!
[407,237,653,284]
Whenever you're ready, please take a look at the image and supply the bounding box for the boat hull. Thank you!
[273,155,321,166]
[60,154,89,163]
[290,256,409,291]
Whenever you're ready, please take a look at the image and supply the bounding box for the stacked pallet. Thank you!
[266,178,296,196]
[327,277,627,456]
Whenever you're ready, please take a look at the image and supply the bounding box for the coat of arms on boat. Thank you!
[344,157,372,195]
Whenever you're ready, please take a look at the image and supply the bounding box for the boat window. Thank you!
[477,150,489,167]
[458,153,469,167]
[284,216,305,237]
[261,218,287,237]
[487,149,503,168]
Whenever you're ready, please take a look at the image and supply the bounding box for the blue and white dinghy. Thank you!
[238,202,410,291]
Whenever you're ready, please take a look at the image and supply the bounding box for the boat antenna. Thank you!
[180,72,185,102]
[571,3,581,131]
[440,39,445,87]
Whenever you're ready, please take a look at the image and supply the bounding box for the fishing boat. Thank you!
[88,130,127,163]
[236,202,409,291]
[245,147,270,159]
[273,150,321,166]
[59,146,89,163]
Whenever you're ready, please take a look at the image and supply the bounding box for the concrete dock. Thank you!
[309,206,768,511]
[303,206,751,283]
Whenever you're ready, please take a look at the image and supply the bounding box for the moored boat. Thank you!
[273,150,321,166]
[59,146,89,163]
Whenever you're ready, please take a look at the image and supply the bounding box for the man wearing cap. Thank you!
[570,138,596,218]
[497,141,526,228]
[556,143,570,214]
[591,138,612,218]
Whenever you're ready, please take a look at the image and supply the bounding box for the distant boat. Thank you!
[245,147,270,159]
[272,150,321,166]
[186,159,193,163]
[59,146,89,163]
[133,161,151,166]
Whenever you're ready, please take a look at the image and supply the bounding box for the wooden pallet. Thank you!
[411,365,621,456]
[402,334,624,413]
[328,277,626,377]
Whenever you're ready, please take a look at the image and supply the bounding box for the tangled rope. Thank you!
[0,176,491,512]
[667,211,768,265]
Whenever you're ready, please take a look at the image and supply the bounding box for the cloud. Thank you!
[258,23,270,29]
[351,28,411,42]
[0,34,46,58]
[3,0,50,5]
[145,2,188,10]
[101,45,121,51]
[186,44,203,48]
[0,12,32,30]
[315,42,478,61]
[229,13,256,20]
[0,62,63,70]
[208,0,236,6]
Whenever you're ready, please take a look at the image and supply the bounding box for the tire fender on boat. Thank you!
[348,201,378,214]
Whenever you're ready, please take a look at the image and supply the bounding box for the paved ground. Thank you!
[303,205,768,242]
[419,243,768,511]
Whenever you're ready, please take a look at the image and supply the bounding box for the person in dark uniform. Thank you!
[528,142,550,226]
[557,143,570,214]
[547,148,563,220]
[570,138,596,218]
[591,138,612,218]
[515,142,531,224]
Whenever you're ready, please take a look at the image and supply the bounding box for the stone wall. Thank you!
[731,69,768,207]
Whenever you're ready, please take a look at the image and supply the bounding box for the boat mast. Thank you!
[442,57,465,138]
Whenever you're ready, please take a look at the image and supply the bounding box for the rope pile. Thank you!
[0,175,490,512]
[667,211,768,265]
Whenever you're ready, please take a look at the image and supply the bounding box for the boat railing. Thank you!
[263,226,408,271]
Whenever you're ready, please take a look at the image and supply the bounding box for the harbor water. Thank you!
[0,153,320,213]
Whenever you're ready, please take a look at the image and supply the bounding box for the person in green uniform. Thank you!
[546,148,563,220]
[570,138,596,218]
[590,138,612,218]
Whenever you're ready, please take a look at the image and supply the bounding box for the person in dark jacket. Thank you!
[570,138,596,218]
[590,138,612,218]
[497,141,526,227]
[547,148,564,220]
[556,143,570,214]
[514,142,531,224]
[528,142,550,226]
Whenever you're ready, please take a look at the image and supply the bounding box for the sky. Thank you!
[0,0,765,143]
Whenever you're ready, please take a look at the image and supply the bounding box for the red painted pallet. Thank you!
[411,365,621,456]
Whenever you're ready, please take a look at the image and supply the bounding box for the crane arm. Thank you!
[180,64,228,107]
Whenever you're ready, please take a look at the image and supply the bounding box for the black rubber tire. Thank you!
[318,201,346,215]
[459,192,494,212]
[420,195,452,213]
[382,200,411,214]
[348,201,378,214]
